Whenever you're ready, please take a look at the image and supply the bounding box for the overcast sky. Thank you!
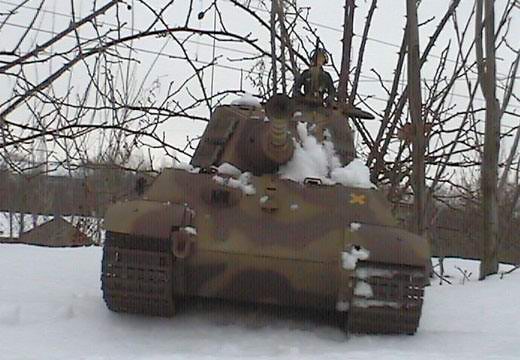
[1,0,518,165]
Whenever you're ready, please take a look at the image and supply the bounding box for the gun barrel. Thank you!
[334,102,375,120]
[262,94,294,165]
[270,116,289,147]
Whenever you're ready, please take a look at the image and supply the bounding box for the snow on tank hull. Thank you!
[102,168,430,334]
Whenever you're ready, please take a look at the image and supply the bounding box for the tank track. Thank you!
[101,231,175,316]
[347,262,426,335]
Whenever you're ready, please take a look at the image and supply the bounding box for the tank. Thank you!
[101,91,430,335]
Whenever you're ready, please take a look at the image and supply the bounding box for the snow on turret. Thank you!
[216,163,242,177]
[173,160,200,173]
[331,159,375,189]
[278,122,376,189]
[231,93,262,108]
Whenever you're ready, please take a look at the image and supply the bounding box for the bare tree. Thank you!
[0,0,275,174]
[476,0,510,279]
[1,1,519,261]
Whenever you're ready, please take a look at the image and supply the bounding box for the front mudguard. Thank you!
[344,223,430,269]
[104,200,192,239]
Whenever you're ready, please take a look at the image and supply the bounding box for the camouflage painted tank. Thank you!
[102,89,430,335]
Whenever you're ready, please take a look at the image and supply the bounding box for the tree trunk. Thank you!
[338,0,355,102]
[476,0,500,279]
[406,0,426,237]
[270,0,278,95]
[277,0,287,94]
[9,211,13,240]
[275,1,298,81]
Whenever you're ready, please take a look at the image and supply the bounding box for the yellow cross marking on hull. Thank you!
[350,193,367,205]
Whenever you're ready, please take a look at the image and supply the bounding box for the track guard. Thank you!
[104,200,194,239]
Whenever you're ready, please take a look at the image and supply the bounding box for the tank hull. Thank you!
[102,169,429,334]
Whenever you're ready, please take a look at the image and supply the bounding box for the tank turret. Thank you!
[190,93,301,175]
[190,92,374,176]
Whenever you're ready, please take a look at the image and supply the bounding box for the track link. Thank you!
[347,262,426,335]
[101,231,175,317]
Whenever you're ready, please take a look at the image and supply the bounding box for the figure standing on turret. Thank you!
[294,48,336,104]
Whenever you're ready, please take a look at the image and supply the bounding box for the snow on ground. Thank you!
[0,245,519,360]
